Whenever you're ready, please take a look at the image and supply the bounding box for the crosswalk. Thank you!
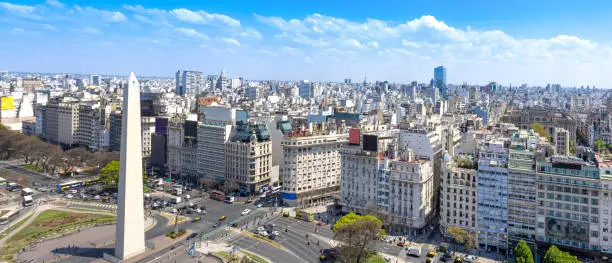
[68,201,117,211]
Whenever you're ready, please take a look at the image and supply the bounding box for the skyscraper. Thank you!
[90,75,100,86]
[434,66,447,98]
[175,70,203,96]
[299,80,313,99]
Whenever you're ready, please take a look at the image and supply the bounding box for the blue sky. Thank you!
[1,0,612,87]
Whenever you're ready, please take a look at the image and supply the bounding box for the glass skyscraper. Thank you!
[434,66,447,97]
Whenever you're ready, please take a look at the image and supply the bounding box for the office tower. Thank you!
[90,75,100,86]
[477,140,509,254]
[216,70,228,91]
[299,80,313,99]
[225,123,272,194]
[175,70,203,96]
[281,132,346,207]
[109,110,122,152]
[167,118,198,179]
[115,73,146,260]
[434,66,447,97]
[43,101,79,146]
[535,156,601,252]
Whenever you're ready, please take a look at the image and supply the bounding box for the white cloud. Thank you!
[222,38,241,47]
[367,41,379,49]
[81,27,101,34]
[401,39,420,48]
[175,27,208,40]
[0,2,37,18]
[45,0,64,9]
[344,39,364,49]
[134,14,155,24]
[259,49,278,56]
[304,56,314,63]
[41,24,58,30]
[171,8,240,27]
[77,6,127,22]
[11,27,24,34]
[239,28,263,40]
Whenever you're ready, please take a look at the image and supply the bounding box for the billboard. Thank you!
[545,217,588,243]
[1,96,14,110]
[349,128,360,145]
[155,118,168,135]
[363,134,378,151]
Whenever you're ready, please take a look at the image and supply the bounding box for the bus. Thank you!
[209,190,225,201]
[57,180,83,192]
[271,186,282,194]
[296,211,315,222]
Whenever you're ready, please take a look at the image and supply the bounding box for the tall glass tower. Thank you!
[434,66,447,98]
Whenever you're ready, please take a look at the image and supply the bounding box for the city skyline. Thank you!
[1,0,612,87]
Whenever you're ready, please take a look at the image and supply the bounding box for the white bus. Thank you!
[21,188,35,196]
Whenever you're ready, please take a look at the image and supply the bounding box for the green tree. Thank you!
[594,139,607,153]
[530,123,550,141]
[332,212,384,263]
[98,161,147,188]
[446,226,476,249]
[543,245,580,263]
[514,240,534,263]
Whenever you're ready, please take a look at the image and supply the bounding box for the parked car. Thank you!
[192,217,201,222]
[241,209,251,215]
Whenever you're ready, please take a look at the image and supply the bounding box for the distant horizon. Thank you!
[2,70,607,89]
[1,0,611,88]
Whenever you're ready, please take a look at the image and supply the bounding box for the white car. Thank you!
[171,208,178,214]
[464,255,476,263]
[258,230,268,236]
[257,226,265,232]
[65,194,74,199]
[256,203,263,208]
[93,195,101,200]
[241,209,251,215]
[189,202,195,207]
[271,230,279,236]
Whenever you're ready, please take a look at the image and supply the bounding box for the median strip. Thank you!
[228,227,283,249]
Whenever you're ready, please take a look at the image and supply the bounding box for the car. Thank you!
[320,248,339,263]
[245,199,253,204]
[189,202,194,207]
[192,217,201,222]
[268,234,276,240]
[231,223,238,227]
[171,208,178,213]
[257,226,266,232]
[454,257,463,263]
[220,216,227,221]
[440,254,453,262]
[66,194,74,199]
[283,212,289,217]
[317,221,325,226]
[426,258,433,263]
[464,255,475,263]
[271,230,279,236]
[258,230,269,236]
[188,233,198,239]
[213,223,218,228]
[427,251,436,258]
[396,242,405,247]
[242,209,251,215]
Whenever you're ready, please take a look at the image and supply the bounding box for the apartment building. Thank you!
[597,156,612,254]
[553,127,570,156]
[225,123,272,193]
[197,120,232,181]
[536,156,601,252]
[506,130,541,249]
[141,116,156,158]
[281,132,346,207]
[167,118,198,180]
[109,110,122,152]
[440,155,478,239]
[477,139,509,254]
[42,101,79,146]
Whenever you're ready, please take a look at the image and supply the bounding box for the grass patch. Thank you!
[363,251,386,263]
[0,210,8,217]
[165,229,186,239]
[19,164,42,173]
[240,250,269,263]
[215,251,238,262]
[0,210,115,262]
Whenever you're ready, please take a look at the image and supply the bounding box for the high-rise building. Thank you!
[197,120,232,181]
[167,118,198,179]
[434,66,447,97]
[281,132,346,207]
[109,110,122,152]
[597,157,612,254]
[535,156,601,252]
[141,117,156,158]
[553,127,570,156]
[43,101,79,146]
[216,70,228,91]
[225,123,272,193]
[299,80,313,99]
[440,155,478,240]
[90,75,100,86]
[507,131,540,250]
[175,70,203,96]
[477,139,509,254]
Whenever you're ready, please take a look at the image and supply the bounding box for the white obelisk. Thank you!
[115,72,146,259]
